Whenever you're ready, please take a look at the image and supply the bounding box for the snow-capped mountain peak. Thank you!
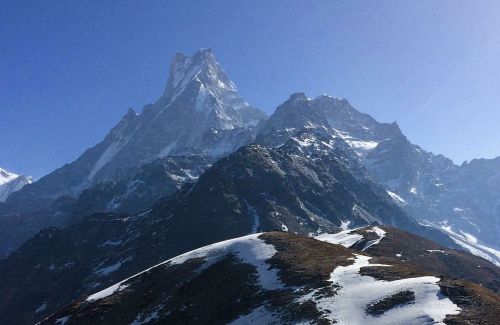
[0,167,31,202]
[159,48,250,118]
[0,167,18,185]
[0,49,267,214]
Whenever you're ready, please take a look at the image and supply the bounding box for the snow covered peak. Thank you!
[162,48,239,105]
[150,49,266,130]
[0,167,18,185]
[165,50,217,93]
[0,167,32,201]
[267,92,328,127]
[153,48,267,131]
[256,92,336,147]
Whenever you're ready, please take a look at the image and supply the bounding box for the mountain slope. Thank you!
[306,94,500,254]
[41,232,499,325]
[0,129,452,324]
[316,226,500,293]
[0,155,212,259]
[254,92,499,262]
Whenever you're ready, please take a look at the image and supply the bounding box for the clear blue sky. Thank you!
[1,0,500,178]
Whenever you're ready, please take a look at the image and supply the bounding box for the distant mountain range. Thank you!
[0,49,499,324]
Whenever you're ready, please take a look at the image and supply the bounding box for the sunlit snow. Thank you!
[298,254,460,324]
[85,234,283,303]
[315,228,363,248]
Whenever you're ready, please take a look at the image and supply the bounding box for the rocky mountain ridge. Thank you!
[41,230,499,325]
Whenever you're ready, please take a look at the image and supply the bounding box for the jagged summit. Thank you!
[162,49,230,99]
[1,49,267,213]
[256,92,333,147]
[157,48,255,124]
[86,49,266,178]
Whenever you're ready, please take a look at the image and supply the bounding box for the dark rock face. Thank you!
[0,155,212,259]
[71,155,212,218]
[313,95,401,143]
[0,196,77,259]
[0,214,130,325]
[256,92,333,147]
[40,232,499,325]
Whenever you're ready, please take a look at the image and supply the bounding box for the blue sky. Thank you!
[1,0,500,178]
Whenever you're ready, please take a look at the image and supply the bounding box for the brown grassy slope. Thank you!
[354,226,500,293]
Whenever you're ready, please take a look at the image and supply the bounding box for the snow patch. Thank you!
[316,226,386,251]
[281,223,289,232]
[99,240,123,247]
[169,233,283,290]
[340,220,351,231]
[94,256,133,277]
[434,222,500,266]
[157,141,177,158]
[294,136,316,147]
[86,234,283,303]
[386,190,406,205]
[55,316,71,325]
[88,142,123,181]
[243,199,260,234]
[86,282,130,302]
[362,226,386,251]
[347,140,378,151]
[459,230,478,244]
[315,229,363,248]
[299,254,460,324]
[131,304,164,325]
[35,302,47,314]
